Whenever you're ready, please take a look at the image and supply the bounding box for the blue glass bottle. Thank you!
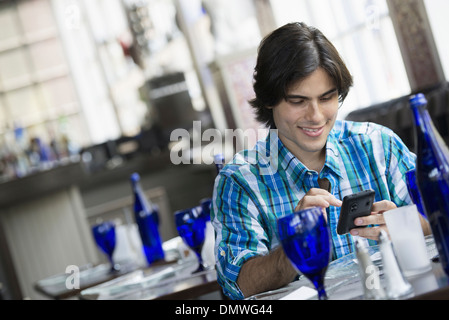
[130,172,165,265]
[214,153,225,174]
[410,93,449,276]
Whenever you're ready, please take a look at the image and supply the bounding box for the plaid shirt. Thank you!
[211,120,416,299]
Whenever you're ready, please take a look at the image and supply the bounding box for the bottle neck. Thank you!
[214,154,224,175]
[413,104,436,138]
[132,180,154,212]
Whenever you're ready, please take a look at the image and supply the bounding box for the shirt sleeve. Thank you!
[211,172,270,300]
[382,127,417,206]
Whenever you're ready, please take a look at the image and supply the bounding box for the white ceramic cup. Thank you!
[383,204,431,276]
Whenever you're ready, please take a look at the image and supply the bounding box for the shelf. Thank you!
[0,108,80,135]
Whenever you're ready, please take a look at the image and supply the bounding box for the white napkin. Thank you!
[280,286,317,300]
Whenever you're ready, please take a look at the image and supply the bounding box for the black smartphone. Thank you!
[337,189,375,235]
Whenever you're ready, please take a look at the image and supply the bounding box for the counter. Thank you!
[0,161,85,209]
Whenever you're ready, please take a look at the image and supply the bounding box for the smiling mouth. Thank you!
[299,126,325,137]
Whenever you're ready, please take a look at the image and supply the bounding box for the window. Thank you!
[424,0,449,82]
[202,0,261,58]
[0,0,88,148]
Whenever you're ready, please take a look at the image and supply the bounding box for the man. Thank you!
[211,22,430,300]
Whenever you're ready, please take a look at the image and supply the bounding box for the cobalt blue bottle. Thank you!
[130,172,165,265]
[410,93,449,276]
[214,153,225,174]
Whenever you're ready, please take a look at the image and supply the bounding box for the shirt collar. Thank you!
[263,128,343,180]
[324,132,343,179]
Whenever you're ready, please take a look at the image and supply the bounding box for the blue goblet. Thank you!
[175,207,208,273]
[92,221,118,273]
[277,207,332,300]
[200,198,212,221]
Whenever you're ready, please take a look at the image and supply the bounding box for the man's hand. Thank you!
[295,188,342,218]
[295,188,342,221]
[349,200,396,240]
[350,199,433,240]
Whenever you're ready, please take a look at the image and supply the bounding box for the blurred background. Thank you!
[0,0,448,300]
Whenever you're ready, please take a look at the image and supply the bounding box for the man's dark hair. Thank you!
[249,22,353,128]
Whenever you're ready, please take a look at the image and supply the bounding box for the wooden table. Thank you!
[152,269,222,300]
[33,259,177,300]
[246,235,449,300]
[77,258,222,300]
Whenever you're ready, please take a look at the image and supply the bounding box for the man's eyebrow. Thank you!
[320,88,338,97]
[285,88,338,100]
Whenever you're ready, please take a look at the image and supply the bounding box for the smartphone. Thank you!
[337,189,375,235]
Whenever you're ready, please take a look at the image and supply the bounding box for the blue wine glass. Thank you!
[175,207,208,273]
[92,221,118,273]
[277,207,332,300]
[200,198,212,221]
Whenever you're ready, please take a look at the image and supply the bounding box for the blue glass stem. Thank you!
[108,255,116,272]
[194,250,206,272]
[312,276,328,300]
[316,284,328,300]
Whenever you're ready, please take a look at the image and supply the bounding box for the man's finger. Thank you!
[354,212,385,227]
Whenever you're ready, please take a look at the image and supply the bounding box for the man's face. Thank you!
[271,67,339,168]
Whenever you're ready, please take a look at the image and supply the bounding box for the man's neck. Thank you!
[296,149,326,173]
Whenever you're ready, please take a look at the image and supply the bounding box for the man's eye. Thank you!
[320,92,337,102]
[288,99,305,105]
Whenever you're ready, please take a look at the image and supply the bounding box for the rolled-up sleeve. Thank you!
[211,172,269,300]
